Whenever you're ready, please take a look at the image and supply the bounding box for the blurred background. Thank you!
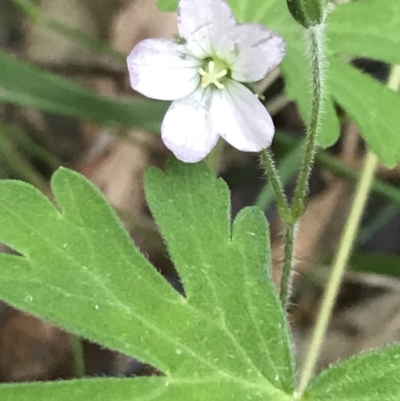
[1,0,400,383]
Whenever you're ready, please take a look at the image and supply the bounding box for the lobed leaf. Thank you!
[145,160,294,392]
[0,160,294,399]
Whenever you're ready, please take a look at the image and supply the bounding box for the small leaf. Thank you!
[0,161,294,400]
[304,343,400,401]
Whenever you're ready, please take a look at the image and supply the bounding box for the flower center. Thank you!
[199,59,229,90]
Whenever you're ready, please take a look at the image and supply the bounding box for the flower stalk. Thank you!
[291,24,326,220]
[260,150,296,311]
[266,22,326,309]
[280,223,296,310]
[260,150,291,223]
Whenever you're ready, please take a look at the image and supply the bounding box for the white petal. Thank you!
[229,24,286,82]
[211,81,274,151]
[161,88,219,163]
[177,0,236,58]
[127,38,201,100]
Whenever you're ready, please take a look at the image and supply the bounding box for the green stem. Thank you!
[297,64,400,396]
[280,23,326,308]
[261,24,326,309]
[291,24,326,220]
[297,151,378,395]
[280,223,296,310]
[70,335,86,378]
[260,150,291,222]
[255,144,302,210]
[259,150,295,310]
[260,151,294,310]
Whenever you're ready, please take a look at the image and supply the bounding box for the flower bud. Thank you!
[286,0,328,28]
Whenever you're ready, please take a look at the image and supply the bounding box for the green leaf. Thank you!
[0,168,188,373]
[0,375,282,401]
[327,0,400,65]
[145,160,294,392]
[0,50,168,130]
[304,343,400,401]
[329,57,400,168]
[0,161,293,400]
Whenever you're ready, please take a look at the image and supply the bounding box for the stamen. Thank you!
[216,69,228,78]
[199,60,228,89]
[214,81,224,90]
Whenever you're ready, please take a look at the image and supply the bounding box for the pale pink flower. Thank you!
[127,0,286,163]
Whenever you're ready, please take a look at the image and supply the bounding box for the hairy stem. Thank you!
[280,223,296,310]
[279,23,326,308]
[291,24,326,220]
[260,150,291,222]
[261,23,326,309]
[260,151,295,311]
